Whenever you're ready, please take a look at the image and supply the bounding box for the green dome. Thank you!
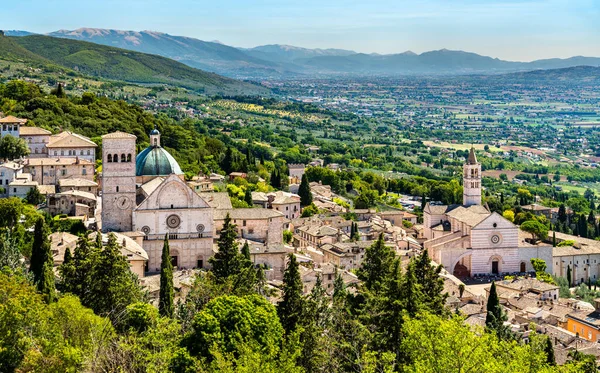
[136,145,183,177]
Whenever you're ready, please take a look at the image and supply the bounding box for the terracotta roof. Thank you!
[19,126,51,136]
[37,185,56,195]
[467,147,478,164]
[58,178,98,188]
[47,131,97,148]
[198,192,233,210]
[24,157,94,166]
[522,204,552,211]
[101,131,137,139]
[0,161,22,170]
[446,206,490,227]
[0,116,27,124]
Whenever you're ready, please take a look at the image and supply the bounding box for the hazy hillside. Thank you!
[11,28,600,77]
[48,28,288,78]
[0,34,51,65]
[243,44,356,63]
[11,35,268,95]
[497,65,600,83]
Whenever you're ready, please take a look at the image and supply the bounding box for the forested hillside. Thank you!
[1,34,268,95]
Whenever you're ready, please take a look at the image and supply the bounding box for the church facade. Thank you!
[101,129,214,272]
[423,147,553,277]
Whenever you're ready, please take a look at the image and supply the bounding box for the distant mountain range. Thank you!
[0,33,268,95]
[6,28,600,78]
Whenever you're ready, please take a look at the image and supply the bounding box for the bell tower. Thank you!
[463,147,482,206]
[101,132,137,232]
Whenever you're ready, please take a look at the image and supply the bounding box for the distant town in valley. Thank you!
[2,7,600,372]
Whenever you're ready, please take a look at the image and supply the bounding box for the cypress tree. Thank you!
[579,214,588,238]
[159,234,174,318]
[278,253,303,333]
[552,231,556,247]
[221,147,234,174]
[270,168,280,189]
[333,267,346,304]
[59,247,75,293]
[298,173,313,206]
[545,336,556,366]
[241,240,251,263]
[209,213,241,280]
[244,188,253,206]
[588,210,596,224]
[558,204,567,223]
[29,218,55,302]
[485,281,510,339]
[567,264,572,287]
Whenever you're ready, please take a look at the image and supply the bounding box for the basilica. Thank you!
[423,148,553,278]
[101,129,214,272]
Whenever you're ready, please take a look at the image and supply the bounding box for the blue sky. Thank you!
[4,0,600,61]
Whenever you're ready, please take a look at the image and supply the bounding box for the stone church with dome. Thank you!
[423,147,553,278]
[101,129,214,272]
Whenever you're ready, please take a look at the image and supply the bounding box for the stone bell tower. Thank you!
[101,131,137,232]
[463,147,482,206]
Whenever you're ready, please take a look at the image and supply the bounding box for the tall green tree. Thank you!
[0,228,24,272]
[413,249,447,315]
[375,258,406,363]
[58,247,75,293]
[210,213,241,280]
[29,217,55,302]
[544,336,555,366]
[278,253,303,334]
[485,281,511,340]
[357,233,394,293]
[159,234,174,318]
[567,264,572,287]
[244,188,253,206]
[221,147,234,174]
[89,233,143,323]
[298,173,312,206]
[0,134,29,161]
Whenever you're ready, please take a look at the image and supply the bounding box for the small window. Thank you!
[121,154,126,162]
[87,150,91,155]
[107,155,112,163]
[116,186,119,192]
[127,153,132,162]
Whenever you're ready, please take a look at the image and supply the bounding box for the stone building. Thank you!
[20,126,51,157]
[551,231,600,285]
[252,191,301,220]
[47,131,97,162]
[423,147,553,277]
[23,157,94,186]
[8,173,38,199]
[102,129,214,273]
[0,161,23,194]
[0,116,27,138]
[47,190,97,217]
[214,208,286,245]
[288,163,305,184]
[58,178,98,195]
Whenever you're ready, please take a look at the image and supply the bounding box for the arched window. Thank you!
[107,154,112,163]
[127,153,132,162]
[121,154,126,162]
[80,150,84,155]
[87,150,90,155]
[153,138,158,146]
[113,154,119,163]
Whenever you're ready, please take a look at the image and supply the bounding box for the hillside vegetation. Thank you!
[3,34,267,95]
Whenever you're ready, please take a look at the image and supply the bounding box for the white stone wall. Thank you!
[27,162,94,185]
[23,135,49,158]
[518,246,554,274]
[471,213,519,249]
[273,201,300,220]
[552,254,600,285]
[142,237,213,272]
[49,147,96,162]
[470,247,520,275]
[0,166,21,189]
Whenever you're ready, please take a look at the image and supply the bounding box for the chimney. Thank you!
[122,238,127,247]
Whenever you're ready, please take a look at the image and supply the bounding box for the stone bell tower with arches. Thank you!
[463,147,482,206]
[101,131,137,232]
